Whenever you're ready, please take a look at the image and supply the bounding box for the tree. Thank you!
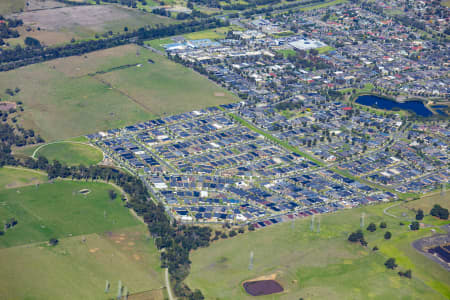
[430,205,449,220]
[367,223,377,232]
[49,238,59,246]
[238,227,245,234]
[384,258,397,269]
[248,224,255,231]
[415,209,424,220]
[372,246,379,251]
[24,36,41,48]
[410,221,420,231]
[379,221,387,229]
[384,231,392,240]
[229,230,237,237]
[108,189,117,200]
[124,26,128,32]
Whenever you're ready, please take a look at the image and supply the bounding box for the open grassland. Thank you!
[7,4,174,46]
[0,167,47,190]
[183,26,241,40]
[0,0,25,14]
[0,179,140,248]
[97,49,238,117]
[0,44,237,141]
[0,225,164,300]
[187,201,450,299]
[386,192,450,227]
[0,167,164,299]
[35,142,104,166]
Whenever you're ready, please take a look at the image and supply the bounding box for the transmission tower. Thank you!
[105,280,110,293]
[117,280,122,300]
[310,214,315,232]
[360,213,365,228]
[248,251,254,270]
[441,183,446,197]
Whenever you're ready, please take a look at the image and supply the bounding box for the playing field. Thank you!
[0,167,164,299]
[186,200,450,299]
[34,142,104,166]
[0,44,238,141]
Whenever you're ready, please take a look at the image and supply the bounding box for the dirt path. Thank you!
[165,268,176,300]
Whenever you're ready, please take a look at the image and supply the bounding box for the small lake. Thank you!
[355,95,433,117]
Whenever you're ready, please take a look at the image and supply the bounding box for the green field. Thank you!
[0,44,238,141]
[0,167,47,190]
[35,142,103,166]
[187,201,450,299]
[0,0,24,14]
[0,225,163,300]
[0,179,140,248]
[0,167,164,299]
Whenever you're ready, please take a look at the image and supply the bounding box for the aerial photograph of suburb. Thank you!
[0,0,448,299]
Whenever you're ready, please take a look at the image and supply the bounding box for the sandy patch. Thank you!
[89,248,99,253]
[214,92,225,97]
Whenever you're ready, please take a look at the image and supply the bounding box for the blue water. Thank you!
[355,95,433,117]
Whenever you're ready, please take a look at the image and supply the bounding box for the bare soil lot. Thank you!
[7,4,174,45]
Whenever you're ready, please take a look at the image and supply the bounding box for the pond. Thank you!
[243,280,284,296]
[355,95,433,117]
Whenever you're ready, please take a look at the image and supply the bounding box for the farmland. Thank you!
[34,142,104,166]
[0,178,140,247]
[0,44,238,141]
[0,0,25,14]
[186,199,450,299]
[0,167,164,299]
[6,4,174,46]
[0,166,47,190]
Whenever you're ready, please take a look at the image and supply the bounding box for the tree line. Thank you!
[0,18,228,72]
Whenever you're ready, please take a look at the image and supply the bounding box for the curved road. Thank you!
[31,140,104,160]
[165,268,175,300]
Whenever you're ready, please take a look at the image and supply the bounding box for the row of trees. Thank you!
[0,18,228,71]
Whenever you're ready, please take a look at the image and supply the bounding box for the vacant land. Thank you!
[187,201,449,299]
[0,179,140,248]
[0,0,25,14]
[0,167,164,299]
[7,4,173,45]
[97,50,238,116]
[35,142,103,166]
[0,167,47,190]
[0,225,164,300]
[0,44,237,141]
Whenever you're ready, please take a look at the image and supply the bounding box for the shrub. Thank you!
[384,231,392,240]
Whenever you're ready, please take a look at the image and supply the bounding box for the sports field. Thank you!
[0,167,164,299]
[0,44,238,141]
[34,142,104,166]
[186,199,450,299]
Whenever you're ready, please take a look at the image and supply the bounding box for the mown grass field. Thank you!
[0,167,164,299]
[35,142,103,166]
[0,44,238,141]
[186,199,450,299]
